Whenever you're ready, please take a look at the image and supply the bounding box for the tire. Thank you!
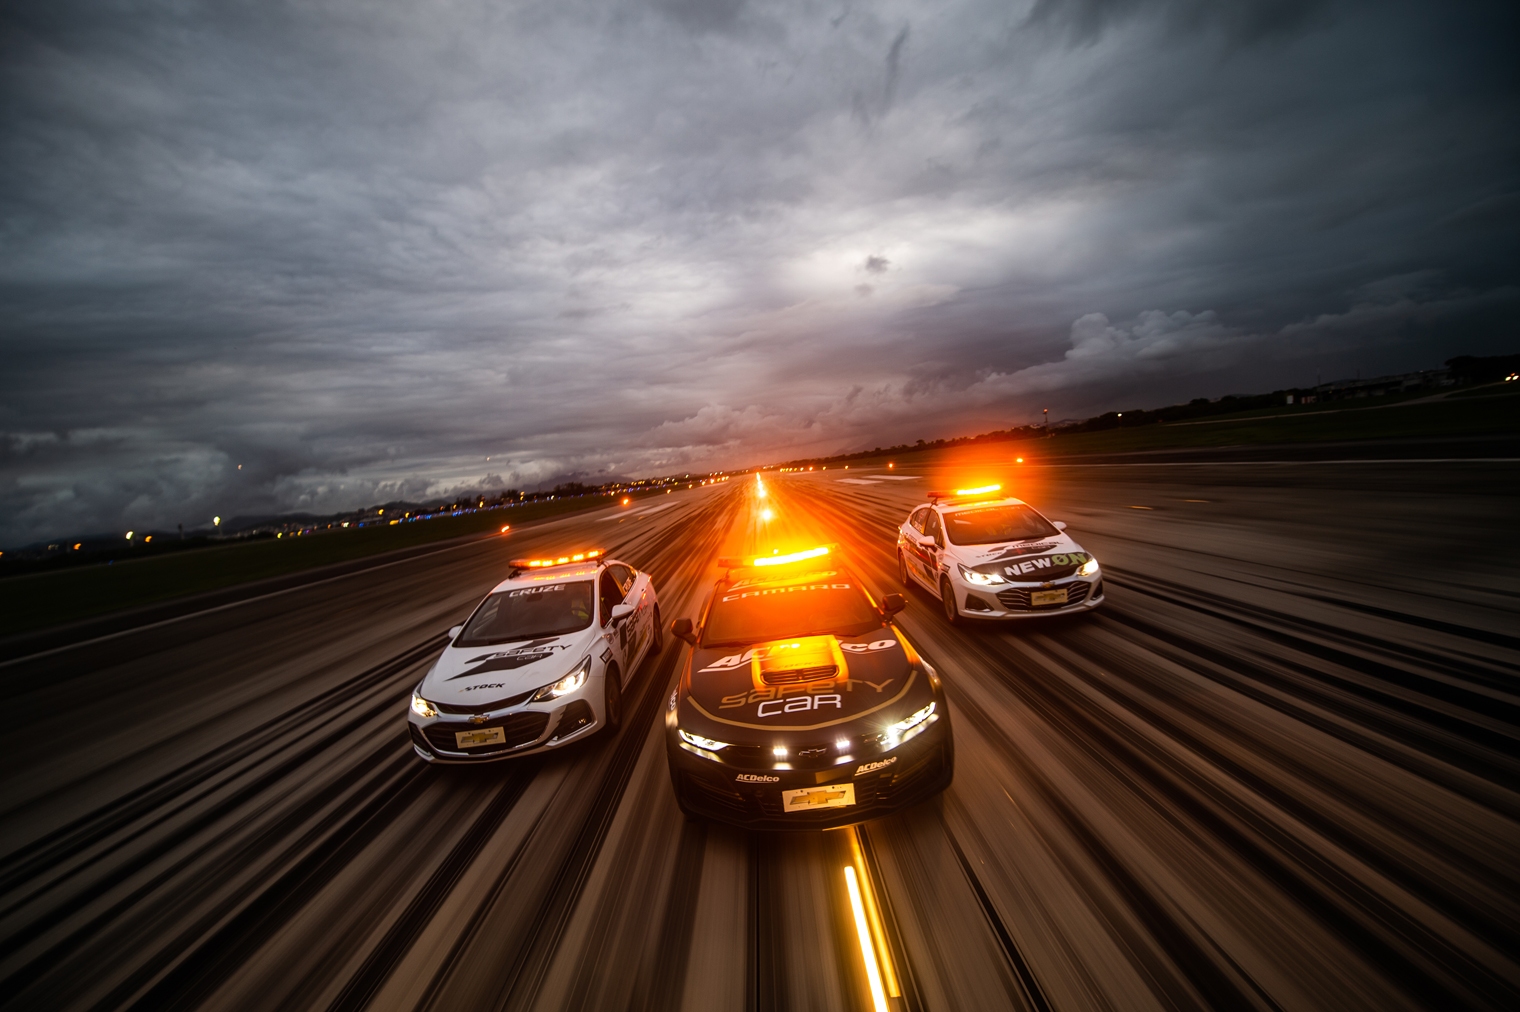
[940,577,962,626]
[603,666,623,733]
[898,551,912,587]
[649,606,664,654]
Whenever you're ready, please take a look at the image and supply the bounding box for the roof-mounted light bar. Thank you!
[717,544,834,571]
[510,549,603,569]
[928,483,1002,504]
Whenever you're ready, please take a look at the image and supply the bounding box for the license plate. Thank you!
[781,783,856,813]
[1030,588,1069,607]
[455,727,506,748]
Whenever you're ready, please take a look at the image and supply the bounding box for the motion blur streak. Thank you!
[0,461,1515,1010]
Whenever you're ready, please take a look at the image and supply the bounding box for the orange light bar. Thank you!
[511,549,602,569]
[752,546,829,567]
[953,484,1001,496]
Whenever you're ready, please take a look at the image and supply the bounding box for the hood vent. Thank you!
[753,636,845,687]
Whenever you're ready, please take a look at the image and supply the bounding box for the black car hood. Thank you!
[679,628,929,737]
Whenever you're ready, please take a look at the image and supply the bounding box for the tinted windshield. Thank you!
[701,570,882,646]
[457,581,595,645]
[943,504,1058,545]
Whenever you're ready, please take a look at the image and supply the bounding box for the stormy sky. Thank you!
[2,0,1516,544]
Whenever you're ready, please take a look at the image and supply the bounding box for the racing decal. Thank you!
[463,681,517,692]
[855,757,896,776]
[736,773,780,783]
[719,582,852,603]
[986,542,1058,562]
[756,693,841,717]
[600,648,614,664]
[702,639,895,672]
[503,584,568,597]
[448,638,569,679]
[719,678,896,709]
[996,552,1090,579]
[727,571,839,590]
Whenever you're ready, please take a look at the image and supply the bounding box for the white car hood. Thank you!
[949,533,1091,572]
[420,626,601,705]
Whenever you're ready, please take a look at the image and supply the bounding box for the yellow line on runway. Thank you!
[844,866,889,1012]
[847,826,900,1000]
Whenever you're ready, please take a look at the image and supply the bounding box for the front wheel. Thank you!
[603,667,623,733]
[898,551,912,587]
[649,605,664,654]
[940,578,962,626]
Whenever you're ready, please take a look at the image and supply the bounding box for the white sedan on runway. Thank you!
[408,550,661,762]
[897,485,1104,624]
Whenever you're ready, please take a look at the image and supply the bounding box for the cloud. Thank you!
[1,0,1516,544]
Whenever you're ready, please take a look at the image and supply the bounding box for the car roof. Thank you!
[916,495,1030,513]
[488,559,614,595]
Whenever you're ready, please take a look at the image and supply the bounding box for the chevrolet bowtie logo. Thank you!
[794,789,849,806]
[469,715,489,724]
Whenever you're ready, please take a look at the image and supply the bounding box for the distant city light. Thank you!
[125,531,133,539]
[213,516,221,525]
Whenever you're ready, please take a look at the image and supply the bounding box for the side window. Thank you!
[608,564,635,597]
[908,508,929,533]
[924,510,944,544]
[599,570,622,624]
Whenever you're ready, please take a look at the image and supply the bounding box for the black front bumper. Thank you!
[666,716,953,831]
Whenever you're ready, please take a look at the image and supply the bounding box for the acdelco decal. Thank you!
[736,773,780,783]
[855,757,896,776]
[701,638,893,671]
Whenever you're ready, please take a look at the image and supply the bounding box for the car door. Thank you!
[608,562,653,667]
[904,508,933,586]
[599,567,630,679]
[920,509,947,591]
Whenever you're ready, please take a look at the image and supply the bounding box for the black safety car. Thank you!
[664,546,952,830]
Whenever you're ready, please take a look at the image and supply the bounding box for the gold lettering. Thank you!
[863,679,895,693]
[720,692,747,709]
[748,687,776,703]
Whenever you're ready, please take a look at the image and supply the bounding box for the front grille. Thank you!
[435,689,533,715]
[423,710,550,754]
[680,771,754,821]
[997,580,1091,611]
[721,740,851,770]
[760,664,838,686]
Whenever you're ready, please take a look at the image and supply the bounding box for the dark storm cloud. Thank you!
[2,0,1516,543]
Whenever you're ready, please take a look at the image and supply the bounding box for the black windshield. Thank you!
[457,582,595,645]
[701,570,882,646]
[943,504,1058,545]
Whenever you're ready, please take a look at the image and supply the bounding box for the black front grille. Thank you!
[761,664,838,685]
[435,689,533,715]
[679,771,754,821]
[996,580,1091,611]
[424,710,550,754]
[721,740,851,770]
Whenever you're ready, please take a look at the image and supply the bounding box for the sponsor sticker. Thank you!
[998,552,1090,579]
[736,773,780,783]
[855,757,897,776]
[782,783,856,812]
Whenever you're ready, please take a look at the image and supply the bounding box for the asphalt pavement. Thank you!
[1,459,1515,1011]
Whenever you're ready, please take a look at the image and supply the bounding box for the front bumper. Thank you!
[666,711,952,830]
[408,674,609,763]
[953,575,1104,620]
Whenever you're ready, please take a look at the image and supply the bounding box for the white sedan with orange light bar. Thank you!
[408,549,663,762]
[897,485,1105,624]
[664,545,952,830]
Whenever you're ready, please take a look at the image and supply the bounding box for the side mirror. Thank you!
[880,593,906,616]
[609,603,634,624]
[448,625,463,640]
[671,618,697,645]
[1052,521,1067,531]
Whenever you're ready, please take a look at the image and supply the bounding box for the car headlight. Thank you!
[958,564,1005,586]
[889,702,935,735]
[532,655,592,701]
[410,690,438,719]
[678,729,731,751]
[1078,557,1099,577]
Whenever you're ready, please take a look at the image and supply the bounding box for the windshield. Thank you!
[457,581,595,645]
[701,570,883,646]
[943,504,1058,545]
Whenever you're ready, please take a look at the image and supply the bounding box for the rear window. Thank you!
[943,504,1058,545]
[701,570,882,646]
[457,581,595,645]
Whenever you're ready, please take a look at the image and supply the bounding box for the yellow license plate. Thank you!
[1030,588,1069,607]
[455,727,506,748]
[781,783,856,813]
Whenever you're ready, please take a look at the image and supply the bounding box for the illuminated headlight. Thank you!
[679,729,731,751]
[531,655,592,701]
[890,702,936,736]
[958,564,1005,586]
[410,690,438,719]
[1078,557,1100,577]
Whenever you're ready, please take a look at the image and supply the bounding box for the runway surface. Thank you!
[1,458,1516,1011]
